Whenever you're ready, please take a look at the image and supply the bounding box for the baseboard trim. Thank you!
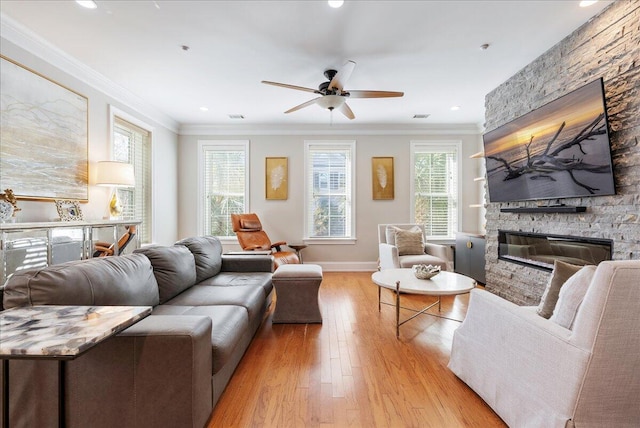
[309,261,378,272]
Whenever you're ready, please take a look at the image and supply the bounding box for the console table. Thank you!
[0,220,141,284]
[1,305,151,427]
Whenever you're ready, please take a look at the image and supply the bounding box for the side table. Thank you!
[287,243,307,263]
[1,305,151,428]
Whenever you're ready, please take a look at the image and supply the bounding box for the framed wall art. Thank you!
[265,157,288,200]
[372,157,394,200]
[0,55,89,201]
[55,200,84,222]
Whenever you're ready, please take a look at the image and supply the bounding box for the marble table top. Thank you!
[0,305,151,359]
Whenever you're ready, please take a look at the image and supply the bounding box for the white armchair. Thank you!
[448,260,640,427]
[377,224,453,271]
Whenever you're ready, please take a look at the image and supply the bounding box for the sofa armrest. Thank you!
[378,243,400,270]
[449,289,590,427]
[424,242,454,271]
[71,315,213,428]
[221,254,273,272]
[6,315,213,428]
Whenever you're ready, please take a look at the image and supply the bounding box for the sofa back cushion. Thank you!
[176,236,223,283]
[134,245,197,304]
[2,253,159,309]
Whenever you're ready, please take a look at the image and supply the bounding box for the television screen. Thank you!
[483,78,615,203]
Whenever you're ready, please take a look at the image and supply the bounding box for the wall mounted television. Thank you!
[483,78,616,203]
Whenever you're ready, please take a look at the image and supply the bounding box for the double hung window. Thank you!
[112,115,152,244]
[199,140,249,237]
[410,141,461,240]
[304,141,355,241]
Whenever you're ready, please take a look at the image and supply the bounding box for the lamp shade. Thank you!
[95,161,135,187]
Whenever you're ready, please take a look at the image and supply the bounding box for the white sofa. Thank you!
[448,260,640,427]
[377,223,453,271]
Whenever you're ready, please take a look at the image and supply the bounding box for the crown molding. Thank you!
[0,14,179,134]
[179,122,483,136]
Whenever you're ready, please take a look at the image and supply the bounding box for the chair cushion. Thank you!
[134,245,197,304]
[537,260,582,319]
[239,218,262,231]
[176,236,223,283]
[394,227,425,255]
[550,265,596,329]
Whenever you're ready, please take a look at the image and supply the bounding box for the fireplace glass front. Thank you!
[498,231,612,271]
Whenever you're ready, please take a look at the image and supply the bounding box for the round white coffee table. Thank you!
[371,268,476,337]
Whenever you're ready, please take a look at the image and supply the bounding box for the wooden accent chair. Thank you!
[93,225,137,257]
[231,213,299,268]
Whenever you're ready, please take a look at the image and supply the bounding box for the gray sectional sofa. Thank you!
[0,236,273,428]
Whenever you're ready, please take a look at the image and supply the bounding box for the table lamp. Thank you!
[95,161,135,219]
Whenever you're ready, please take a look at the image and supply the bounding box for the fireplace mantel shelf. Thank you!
[500,206,587,214]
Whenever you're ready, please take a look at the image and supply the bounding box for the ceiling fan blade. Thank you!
[346,90,404,98]
[338,102,355,120]
[262,80,319,94]
[284,97,321,114]
[328,60,356,92]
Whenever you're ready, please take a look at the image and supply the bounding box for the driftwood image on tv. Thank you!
[483,79,615,203]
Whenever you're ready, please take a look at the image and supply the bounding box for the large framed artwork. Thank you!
[0,56,89,201]
[372,157,394,200]
[265,157,288,200]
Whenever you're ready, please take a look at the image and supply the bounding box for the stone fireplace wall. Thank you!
[484,0,640,305]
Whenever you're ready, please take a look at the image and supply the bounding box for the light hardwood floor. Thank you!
[208,271,506,427]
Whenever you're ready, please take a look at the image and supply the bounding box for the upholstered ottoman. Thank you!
[272,264,323,323]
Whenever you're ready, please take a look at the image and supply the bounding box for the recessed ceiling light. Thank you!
[76,0,97,9]
[413,114,430,119]
[451,105,461,111]
[579,0,598,7]
[200,107,209,112]
[328,0,344,8]
[228,114,245,119]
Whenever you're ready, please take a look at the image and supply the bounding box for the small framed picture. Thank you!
[372,157,394,200]
[55,199,84,221]
[265,157,288,200]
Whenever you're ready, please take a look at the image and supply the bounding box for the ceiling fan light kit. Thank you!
[262,60,403,120]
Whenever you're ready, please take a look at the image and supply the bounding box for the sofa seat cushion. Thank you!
[164,285,264,327]
[151,305,249,374]
[175,236,223,283]
[135,245,197,304]
[197,272,273,298]
[3,253,159,309]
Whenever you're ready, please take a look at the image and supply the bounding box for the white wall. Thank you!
[178,130,484,269]
[1,36,180,245]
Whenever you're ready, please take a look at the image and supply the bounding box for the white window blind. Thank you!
[200,141,248,237]
[304,141,355,239]
[411,142,460,239]
[113,117,152,244]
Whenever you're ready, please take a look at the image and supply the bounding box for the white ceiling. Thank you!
[0,0,612,130]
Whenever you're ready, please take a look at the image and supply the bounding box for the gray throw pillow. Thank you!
[537,260,582,318]
[549,265,596,329]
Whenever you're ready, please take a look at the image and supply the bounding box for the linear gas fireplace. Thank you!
[498,231,612,272]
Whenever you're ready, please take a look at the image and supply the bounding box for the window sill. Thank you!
[303,238,357,245]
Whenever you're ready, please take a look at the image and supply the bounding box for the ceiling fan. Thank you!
[261,60,404,120]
